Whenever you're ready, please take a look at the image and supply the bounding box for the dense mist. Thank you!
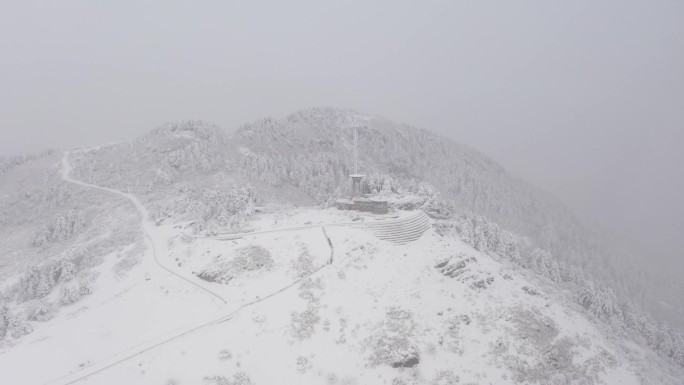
[1,0,683,317]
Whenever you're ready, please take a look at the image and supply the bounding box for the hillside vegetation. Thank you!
[2,108,680,379]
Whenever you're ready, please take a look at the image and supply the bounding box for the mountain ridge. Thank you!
[1,108,682,384]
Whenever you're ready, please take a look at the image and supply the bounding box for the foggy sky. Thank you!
[1,1,683,265]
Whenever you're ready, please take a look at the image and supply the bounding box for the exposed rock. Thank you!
[392,355,420,368]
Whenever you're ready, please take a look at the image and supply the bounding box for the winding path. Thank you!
[53,151,428,384]
[47,151,336,385]
[60,151,228,305]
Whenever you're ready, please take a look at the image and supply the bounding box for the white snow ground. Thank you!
[0,151,669,384]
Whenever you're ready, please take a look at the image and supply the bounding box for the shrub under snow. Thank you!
[0,304,33,339]
[365,308,420,368]
[203,372,253,385]
[59,280,92,306]
[197,245,273,284]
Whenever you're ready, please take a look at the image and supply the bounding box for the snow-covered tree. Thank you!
[576,280,619,321]
[673,332,684,365]
[40,185,70,208]
[32,210,85,246]
[526,249,561,282]
[189,185,260,231]
[17,265,53,301]
[0,304,9,338]
[7,313,33,339]
[50,257,77,283]
[60,285,78,306]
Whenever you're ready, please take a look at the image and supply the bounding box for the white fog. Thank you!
[1,2,683,384]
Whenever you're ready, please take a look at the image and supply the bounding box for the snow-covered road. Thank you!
[47,152,336,384]
[61,151,228,305]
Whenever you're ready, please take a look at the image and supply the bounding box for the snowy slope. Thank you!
[61,109,677,320]
[1,112,683,384]
[0,202,663,384]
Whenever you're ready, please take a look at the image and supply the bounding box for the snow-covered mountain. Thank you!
[0,108,682,384]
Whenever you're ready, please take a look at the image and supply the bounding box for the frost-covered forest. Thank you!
[2,0,683,381]
[1,108,683,384]
[28,108,674,367]
[0,151,142,344]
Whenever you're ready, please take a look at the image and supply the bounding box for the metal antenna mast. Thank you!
[353,127,359,174]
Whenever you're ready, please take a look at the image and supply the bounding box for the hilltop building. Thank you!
[335,174,389,214]
[335,128,389,214]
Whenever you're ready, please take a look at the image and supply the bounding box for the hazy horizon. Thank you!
[1,1,682,269]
